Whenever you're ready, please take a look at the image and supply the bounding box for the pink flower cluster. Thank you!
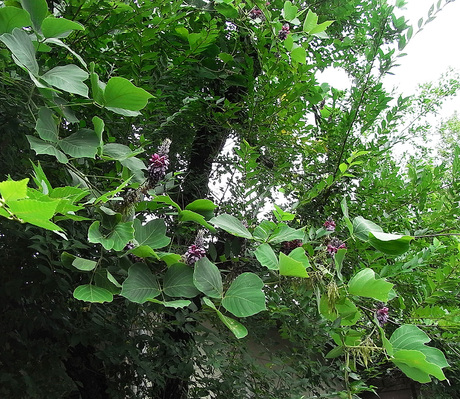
[326,238,346,255]
[278,23,290,40]
[376,305,389,327]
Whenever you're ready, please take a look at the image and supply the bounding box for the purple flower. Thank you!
[324,217,336,232]
[326,238,346,255]
[278,23,290,40]
[184,231,206,265]
[376,305,389,327]
[281,239,303,253]
[249,8,263,20]
[147,139,171,186]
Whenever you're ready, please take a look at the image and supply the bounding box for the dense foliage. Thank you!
[1,0,459,398]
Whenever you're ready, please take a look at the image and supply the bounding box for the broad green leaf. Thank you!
[148,298,191,308]
[253,220,276,241]
[0,178,29,202]
[158,252,183,266]
[325,346,344,359]
[103,143,134,160]
[7,198,62,230]
[368,231,413,255]
[352,216,383,241]
[254,243,279,270]
[222,273,266,317]
[179,210,216,232]
[309,20,334,35]
[319,295,361,326]
[129,245,158,259]
[35,107,57,142]
[214,3,238,19]
[203,297,248,339]
[41,16,84,38]
[193,257,223,298]
[291,46,306,64]
[164,263,200,298]
[0,6,32,35]
[151,195,181,212]
[283,1,298,21]
[334,248,347,280]
[288,247,310,269]
[20,0,48,32]
[0,207,10,218]
[268,223,304,244]
[27,136,69,163]
[133,218,170,249]
[92,116,104,151]
[88,220,134,251]
[94,269,121,294]
[72,257,97,271]
[41,64,89,97]
[0,28,39,75]
[348,268,393,301]
[209,214,252,239]
[185,199,216,219]
[303,9,318,33]
[279,252,308,277]
[59,129,99,158]
[392,350,446,383]
[120,263,161,303]
[73,284,113,303]
[103,77,153,111]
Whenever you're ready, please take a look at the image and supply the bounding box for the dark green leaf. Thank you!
[73,284,113,303]
[222,273,266,317]
[193,257,223,298]
[164,263,200,298]
[120,263,161,303]
[0,6,32,35]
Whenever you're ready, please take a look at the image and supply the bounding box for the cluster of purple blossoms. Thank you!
[249,7,264,20]
[326,237,346,256]
[147,139,171,187]
[324,217,336,232]
[184,232,206,265]
[376,304,389,327]
[281,239,303,254]
[278,23,290,40]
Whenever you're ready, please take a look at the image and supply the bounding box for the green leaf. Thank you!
[0,28,39,75]
[254,243,279,270]
[148,298,191,308]
[151,195,182,211]
[214,3,238,19]
[279,252,308,277]
[368,231,413,255]
[35,107,57,142]
[352,216,383,241]
[88,220,134,251]
[303,9,318,33]
[193,257,223,298]
[158,252,183,266]
[73,284,113,303]
[72,257,97,271]
[309,20,334,35]
[92,116,104,151]
[283,1,298,22]
[133,218,170,249]
[45,37,87,68]
[0,6,32,35]
[20,0,48,31]
[41,16,84,38]
[325,346,344,359]
[103,77,153,111]
[348,268,393,301]
[59,129,99,158]
[179,210,216,232]
[288,247,310,269]
[203,297,248,339]
[185,199,217,219]
[392,350,446,383]
[0,178,29,202]
[268,223,304,244]
[41,64,89,97]
[222,273,266,317]
[129,245,158,259]
[120,263,161,303]
[291,46,306,64]
[319,295,361,326]
[209,214,252,239]
[27,136,69,163]
[7,198,62,230]
[164,263,200,298]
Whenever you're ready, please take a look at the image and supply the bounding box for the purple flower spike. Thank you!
[376,305,389,327]
[147,139,171,186]
[278,23,290,40]
[184,231,206,265]
[326,238,346,256]
[249,8,263,20]
[324,217,336,232]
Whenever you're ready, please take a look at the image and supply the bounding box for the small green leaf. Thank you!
[0,178,29,202]
[203,297,248,339]
[129,245,158,259]
[103,77,153,111]
[303,9,318,33]
[283,1,298,22]
[325,346,344,359]
[27,136,69,164]
[0,6,32,35]
[193,257,223,298]
[209,214,252,239]
[348,268,393,302]
[7,198,62,230]
[268,223,304,244]
[164,263,200,298]
[291,46,306,64]
[41,16,84,38]
[368,231,413,255]
[279,252,308,277]
[59,129,99,158]
[309,20,334,35]
[0,28,39,76]
[148,298,191,308]
[88,220,134,251]
[179,210,216,232]
[185,199,217,219]
[222,273,266,317]
[72,257,97,271]
[134,218,170,249]
[41,64,89,97]
[35,107,58,142]
[254,243,279,270]
[73,284,113,303]
[120,263,161,303]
